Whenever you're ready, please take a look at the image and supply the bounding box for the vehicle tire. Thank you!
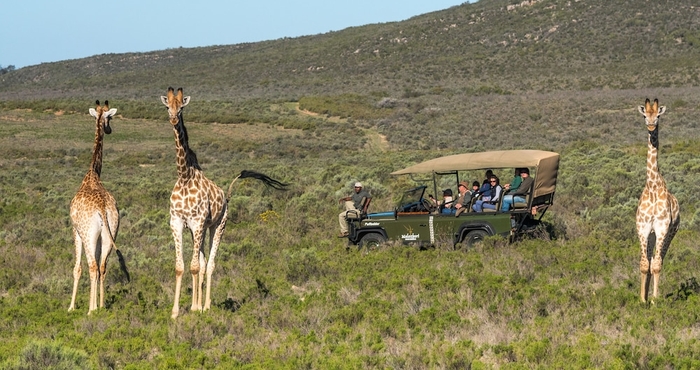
[463,230,488,248]
[359,233,387,252]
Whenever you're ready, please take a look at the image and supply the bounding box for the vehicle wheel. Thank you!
[359,233,387,252]
[463,230,488,248]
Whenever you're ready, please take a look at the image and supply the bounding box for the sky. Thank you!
[1,0,472,69]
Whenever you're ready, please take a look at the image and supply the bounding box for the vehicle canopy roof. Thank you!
[390,150,560,199]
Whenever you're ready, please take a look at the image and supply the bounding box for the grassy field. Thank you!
[1,103,700,369]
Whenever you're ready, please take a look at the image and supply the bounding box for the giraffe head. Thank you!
[88,100,117,134]
[638,98,666,132]
[160,87,191,125]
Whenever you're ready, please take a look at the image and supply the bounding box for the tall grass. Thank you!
[1,95,699,368]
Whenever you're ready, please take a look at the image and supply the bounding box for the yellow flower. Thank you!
[258,210,280,223]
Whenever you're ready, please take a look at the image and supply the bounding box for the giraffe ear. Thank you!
[105,108,118,117]
[182,96,191,107]
[657,105,667,116]
[89,108,98,118]
[637,105,646,115]
[160,96,169,106]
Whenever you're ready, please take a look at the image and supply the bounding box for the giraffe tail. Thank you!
[115,248,131,283]
[101,208,131,283]
[226,170,289,200]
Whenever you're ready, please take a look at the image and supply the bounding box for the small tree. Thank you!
[0,64,16,74]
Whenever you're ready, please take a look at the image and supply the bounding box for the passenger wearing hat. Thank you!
[501,168,533,212]
[453,180,474,216]
[337,181,372,237]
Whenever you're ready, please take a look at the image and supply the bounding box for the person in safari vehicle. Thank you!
[453,181,473,216]
[337,182,371,237]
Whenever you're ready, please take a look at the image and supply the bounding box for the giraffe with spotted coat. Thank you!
[636,98,680,303]
[69,100,129,314]
[161,87,287,319]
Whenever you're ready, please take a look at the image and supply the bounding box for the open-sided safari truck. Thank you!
[344,150,560,249]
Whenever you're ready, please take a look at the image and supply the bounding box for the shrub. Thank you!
[4,341,91,370]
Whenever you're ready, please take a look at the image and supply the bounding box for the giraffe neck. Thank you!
[172,112,201,179]
[89,119,105,176]
[646,127,660,184]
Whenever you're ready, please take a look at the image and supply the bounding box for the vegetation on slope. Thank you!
[2,0,700,102]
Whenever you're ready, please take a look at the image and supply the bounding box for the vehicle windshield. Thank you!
[398,186,427,210]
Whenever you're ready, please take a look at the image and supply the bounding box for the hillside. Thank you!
[2,0,700,155]
[2,0,700,101]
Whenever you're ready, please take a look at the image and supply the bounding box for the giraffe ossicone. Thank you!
[636,98,680,303]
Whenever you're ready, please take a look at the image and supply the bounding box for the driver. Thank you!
[337,182,372,237]
[429,189,454,215]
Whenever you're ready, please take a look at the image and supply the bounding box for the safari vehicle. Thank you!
[344,150,560,249]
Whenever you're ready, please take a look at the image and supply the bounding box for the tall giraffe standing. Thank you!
[161,87,287,319]
[69,100,130,314]
[636,98,680,303]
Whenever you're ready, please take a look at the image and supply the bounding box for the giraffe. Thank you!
[160,87,287,319]
[69,100,130,314]
[636,98,680,303]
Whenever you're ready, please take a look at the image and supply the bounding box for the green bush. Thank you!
[3,341,91,370]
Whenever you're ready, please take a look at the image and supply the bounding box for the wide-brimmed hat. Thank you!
[458,181,469,188]
[354,182,363,187]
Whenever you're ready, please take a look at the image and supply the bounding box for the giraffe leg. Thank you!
[637,229,651,303]
[650,228,670,302]
[69,229,83,311]
[190,227,205,312]
[652,199,680,301]
[84,224,101,314]
[87,255,99,313]
[98,227,113,309]
[101,204,120,308]
[205,213,228,311]
[171,218,185,319]
[198,247,205,310]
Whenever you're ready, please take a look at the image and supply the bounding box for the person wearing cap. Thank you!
[453,181,473,216]
[337,182,372,237]
[429,188,455,215]
[471,181,481,197]
[501,168,533,212]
